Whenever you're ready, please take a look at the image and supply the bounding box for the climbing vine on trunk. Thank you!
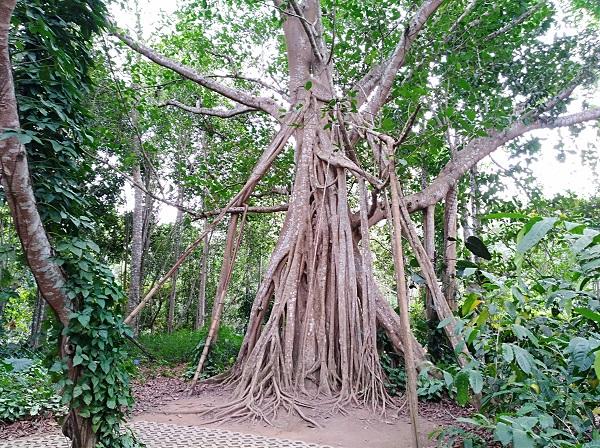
[1,1,140,446]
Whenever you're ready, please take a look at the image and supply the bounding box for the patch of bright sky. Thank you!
[113,1,600,223]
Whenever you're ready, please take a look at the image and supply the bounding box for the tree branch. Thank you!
[368,106,600,225]
[405,107,600,212]
[112,31,281,117]
[362,0,444,118]
[485,1,546,42]
[161,99,258,118]
[288,0,324,62]
[194,204,288,220]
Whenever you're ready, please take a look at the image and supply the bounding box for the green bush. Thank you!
[437,217,600,447]
[187,325,243,378]
[134,326,243,377]
[136,328,203,365]
[0,357,65,422]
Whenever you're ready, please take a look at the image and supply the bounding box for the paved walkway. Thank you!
[0,421,333,448]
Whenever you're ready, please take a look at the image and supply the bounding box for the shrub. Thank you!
[0,357,65,422]
[187,325,243,378]
[136,328,203,365]
[133,326,243,378]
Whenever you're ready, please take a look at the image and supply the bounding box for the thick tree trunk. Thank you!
[213,99,393,422]
[0,3,96,445]
[202,1,430,422]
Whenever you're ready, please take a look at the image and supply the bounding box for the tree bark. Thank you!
[423,204,435,321]
[167,185,184,333]
[128,124,144,336]
[195,224,210,330]
[29,289,46,349]
[387,166,420,448]
[442,185,458,310]
[189,213,245,391]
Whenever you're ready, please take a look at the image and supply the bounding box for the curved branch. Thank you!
[162,99,258,118]
[407,107,600,211]
[368,106,600,225]
[113,31,281,117]
[193,204,288,220]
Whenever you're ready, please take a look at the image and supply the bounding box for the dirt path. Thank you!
[133,382,466,448]
[2,367,469,447]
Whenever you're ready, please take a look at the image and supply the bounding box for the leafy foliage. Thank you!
[440,217,600,447]
[186,325,243,378]
[0,358,65,423]
[7,1,140,445]
[52,243,137,447]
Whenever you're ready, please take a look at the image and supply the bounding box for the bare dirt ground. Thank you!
[132,367,472,448]
[1,366,473,447]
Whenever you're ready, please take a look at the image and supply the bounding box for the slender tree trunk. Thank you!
[128,127,144,336]
[195,223,210,330]
[0,3,95,445]
[423,204,435,320]
[469,167,481,237]
[167,185,184,333]
[387,169,420,448]
[29,290,46,349]
[442,185,458,310]
[189,214,244,391]
[421,168,436,321]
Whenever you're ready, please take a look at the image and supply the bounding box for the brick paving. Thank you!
[0,421,334,448]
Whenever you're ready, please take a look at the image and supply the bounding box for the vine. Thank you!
[51,238,138,447]
[7,1,141,446]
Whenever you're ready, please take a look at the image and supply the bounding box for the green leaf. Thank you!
[465,236,492,260]
[455,371,470,406]
[512,345,533,374]
[78,314,90,327]
[468,370,484,394]
[73,354,83,366]
[516,217,558,254]
[304,80,312,90]
[512,428,535,448]
[594,351,600,380]
[494,422,512,445]
[437,316,454,329]
[582,258,600,272]
[574,307,600,324]
[382,117,395,131]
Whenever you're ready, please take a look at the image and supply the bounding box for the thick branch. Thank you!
[362,0,444,117]
[368,106,600,223]
[113,31,281,117]
[288,0,324,62]
[194,204,288,219]
[162,99,258,118]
